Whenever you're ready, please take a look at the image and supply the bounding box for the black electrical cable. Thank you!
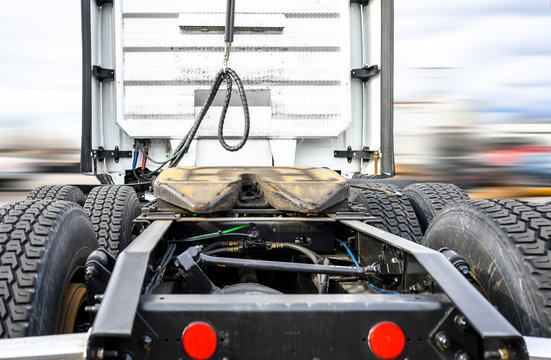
[169,68,250,167]
[145,244,177,295]
[133,168,152,182]
[225,0,235,42]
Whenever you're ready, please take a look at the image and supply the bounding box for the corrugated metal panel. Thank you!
[117,0,351,138]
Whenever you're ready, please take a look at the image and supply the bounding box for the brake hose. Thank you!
[170,0,249,167]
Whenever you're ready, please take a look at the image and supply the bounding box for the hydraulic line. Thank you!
[279,243,320,264]
[204,246,242,256]
[204,241,241,252]
[169,0,248,168]
[135,0,249,175]
[204,238,321,264]
[169,68,250,167]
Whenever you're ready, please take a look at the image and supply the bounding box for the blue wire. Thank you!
[132,150,138,170]
[335,238,399,295]
[367,282,399,295]
[335,238,361,268]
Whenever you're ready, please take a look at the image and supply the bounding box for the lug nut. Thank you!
[435,332,451,350]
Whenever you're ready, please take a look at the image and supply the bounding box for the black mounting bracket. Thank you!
[92,146,132,163]
[334,146,375,163]
[92,65,114,82]
[95,0,113,6]
[351,65,380,82]
[350,0,370,5]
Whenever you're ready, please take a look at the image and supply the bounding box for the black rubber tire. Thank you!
[83,185,141,257]
[0,199,98,338]
[423,199,551,337]
[27,185,86,206]
[349,183,423,243]
[403,183,470,233]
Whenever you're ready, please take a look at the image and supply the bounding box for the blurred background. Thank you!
[394,0,551,199]
[0,0,550,204]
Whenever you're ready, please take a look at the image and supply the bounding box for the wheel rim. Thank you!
[58,283,89,334]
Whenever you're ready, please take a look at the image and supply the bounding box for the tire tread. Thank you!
[0,199,78,337]
[83,186,140,256]
[27,185,85,206]
[404,182,469,232]
[461,199,551,332]
[351,183,423,242]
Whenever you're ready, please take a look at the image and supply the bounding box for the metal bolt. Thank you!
[435,332,451,350]
[141,334,154,351]
[456,351,472,360]
[454,314,469,331]
[409,284,421,293]
[483,349,509,360]
[94,294,104,303]
[85,264,98,279]
[84,305,98,313]
[121,352,134,360]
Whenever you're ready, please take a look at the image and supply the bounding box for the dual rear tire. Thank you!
[0,199,97,337]
[353,181,551,336]
[0,185,141,338]
[423,199,551,337]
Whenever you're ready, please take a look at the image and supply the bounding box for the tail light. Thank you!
[368,322,406,359]
[182,322,218,360]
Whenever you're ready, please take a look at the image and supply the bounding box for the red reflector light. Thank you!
[182,322,218,360]
[368,322,406,359]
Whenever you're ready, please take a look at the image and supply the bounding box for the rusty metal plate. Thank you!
[153,167,349,214]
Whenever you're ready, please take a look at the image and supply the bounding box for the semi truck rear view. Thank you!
[0,1,550,359]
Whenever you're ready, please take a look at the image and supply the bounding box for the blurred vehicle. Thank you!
[479,144,551,187]
[395,101,551,188]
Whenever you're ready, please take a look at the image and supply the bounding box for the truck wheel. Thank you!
[0,199,98,338]
[349,183,422,242]
[27,185,86,206]
[423,199,551,337]
[403,183,469,233]
[83,185,141,257]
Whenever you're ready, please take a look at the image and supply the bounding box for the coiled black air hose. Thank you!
[170,68,250,167]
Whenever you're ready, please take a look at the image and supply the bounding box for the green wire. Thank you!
[134,141,185,176]
[185,224,251,241]
[222,224,251,234]
[137,142,169,164]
